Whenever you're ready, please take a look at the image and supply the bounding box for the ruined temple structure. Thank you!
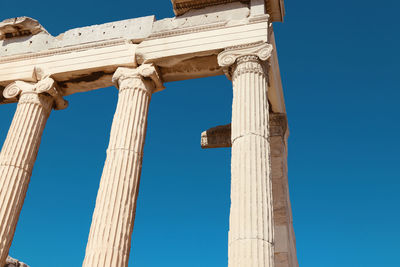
[0,0,298,266]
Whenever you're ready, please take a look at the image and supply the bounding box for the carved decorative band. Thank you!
[174,0,250,15]
[174,0,246,12]
[232,59,266,81]
[236,55,261,64]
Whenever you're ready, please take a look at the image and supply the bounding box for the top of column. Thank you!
[112,64,165,94]
[3,67,68,110]
[171,0,285,21]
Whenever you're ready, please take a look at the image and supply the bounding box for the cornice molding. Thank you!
[149,21,226,39]
[172,0,249,16]
[149,14,268,40]
[172,0,285,22]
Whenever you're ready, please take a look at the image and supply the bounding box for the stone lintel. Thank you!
[201,113,287,148]
[136,15,270,66]
[0,41,137,100]
[0,14,271,104]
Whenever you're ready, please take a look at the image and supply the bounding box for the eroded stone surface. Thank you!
[171,0,247,16]
[171,0,285,21]
[270,114,298,267]
[152,2,249,34]
[0,17,46,40]
[0,16,154,57]
[5,256,29,267]
[201,124,231,148]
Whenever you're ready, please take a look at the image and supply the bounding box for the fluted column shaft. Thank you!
[219,43,274,267]
[0,76,66,267]
[83,65,163,267]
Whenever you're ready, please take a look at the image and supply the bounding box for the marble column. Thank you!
[83,64,163,267]
[218,42,275,267]
[0,77,67,267]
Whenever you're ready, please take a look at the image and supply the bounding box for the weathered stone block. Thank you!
[5,256,29,267]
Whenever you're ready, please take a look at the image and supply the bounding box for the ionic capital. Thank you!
[112,64,164,94]
[217,42,273,78]
[3,73,68,110]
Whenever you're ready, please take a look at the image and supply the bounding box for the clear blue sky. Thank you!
[1,1,400,266]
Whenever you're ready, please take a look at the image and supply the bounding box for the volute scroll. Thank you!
[218,42,274,68]
[3,74,68,110]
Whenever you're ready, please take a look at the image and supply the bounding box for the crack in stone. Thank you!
[228,237,274,246]
[232,132,269,144]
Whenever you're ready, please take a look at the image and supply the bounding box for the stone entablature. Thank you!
[0,1,297,266]
[0,2,285,114]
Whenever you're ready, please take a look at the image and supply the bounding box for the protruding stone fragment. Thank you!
[170,0,285,21]
[5,256,29,267]
[201,124,231,148]
[0,17,47,40]
[200,113,288,148]
[171,0,244,16]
